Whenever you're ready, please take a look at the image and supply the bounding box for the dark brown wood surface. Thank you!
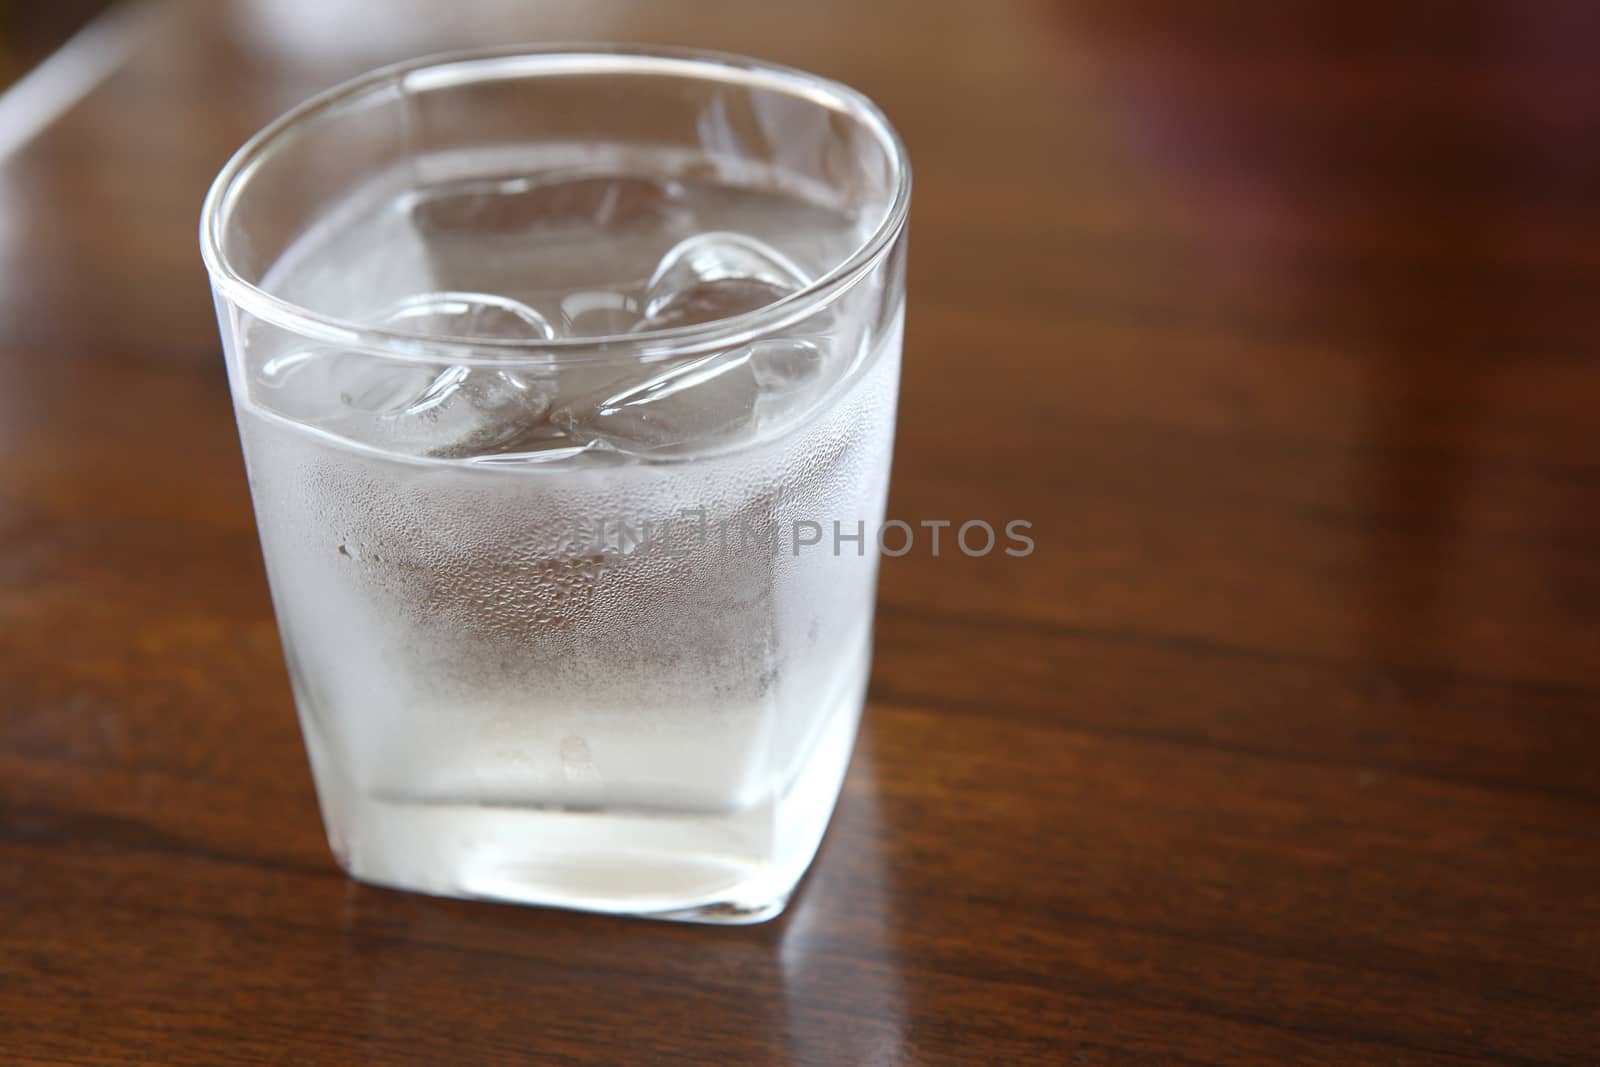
[4,1,1599,1063]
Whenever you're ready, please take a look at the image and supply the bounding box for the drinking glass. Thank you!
[200,46,909,923]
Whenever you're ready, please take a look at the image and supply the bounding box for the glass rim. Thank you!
[198,44,911,366]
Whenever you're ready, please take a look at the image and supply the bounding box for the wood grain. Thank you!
[2,1,1599,1063]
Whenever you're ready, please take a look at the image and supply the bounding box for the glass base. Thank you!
[305,677,865,924]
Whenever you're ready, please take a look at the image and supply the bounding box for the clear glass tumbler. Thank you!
[199,47,909,922]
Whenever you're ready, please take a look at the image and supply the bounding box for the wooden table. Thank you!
[4,2,1598,1063]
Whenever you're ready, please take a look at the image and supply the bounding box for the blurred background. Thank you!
[0,1,108,82]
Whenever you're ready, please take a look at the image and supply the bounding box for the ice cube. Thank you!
[545,338,835,454]
[255,347,438,425]
[635,231,809,331]
[551,348,758,454]
[750,338,829,428]
[408,173,688,299]
[405,366,558,459]
[749,338,824,391]
[410,173,680,241]
[370,292,559,458]
[380,290,556,342]
[544,234,833,454]
[560,289,642,337]
[253,292,561,458]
